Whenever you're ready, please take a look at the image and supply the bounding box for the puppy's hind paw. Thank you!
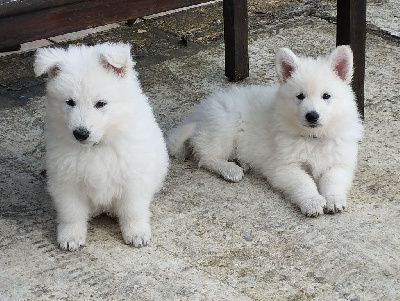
[121,221,151,248]
[299,195,326,217]
[324,195,347,214]
[221,163,244,183]
[200,159,244,183]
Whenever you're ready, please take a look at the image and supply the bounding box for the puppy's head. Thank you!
[275,45,357,136]
[34,42,136,145]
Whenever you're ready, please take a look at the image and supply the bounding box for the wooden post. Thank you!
[336,0,367,119]
[223,0,249,81]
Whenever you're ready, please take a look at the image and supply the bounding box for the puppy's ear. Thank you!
[275,48,300,83]
[328,45,353,84]
[99,43,133,78]
[34,47,63,78]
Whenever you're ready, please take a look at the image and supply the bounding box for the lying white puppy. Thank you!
[167,46,363,217]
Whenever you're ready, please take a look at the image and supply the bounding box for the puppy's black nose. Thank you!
[305,111,319,124]
[73,127,90,141]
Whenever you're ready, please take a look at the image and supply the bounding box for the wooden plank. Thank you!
[223,0,249,81]
[336,0,367,119]
[0,0,211,49]
[0,0,82,16]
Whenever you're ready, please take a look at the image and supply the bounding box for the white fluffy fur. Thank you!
[34,43,168,250]
[167,46,363,217]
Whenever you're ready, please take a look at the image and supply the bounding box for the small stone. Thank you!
[223,234,232,241]
[243,232,253,242]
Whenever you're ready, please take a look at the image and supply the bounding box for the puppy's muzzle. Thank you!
[305,111,320,128]
[73,127,90,142]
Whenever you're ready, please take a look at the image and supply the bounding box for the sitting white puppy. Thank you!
[167,46,363,217]
[34,43,168,250]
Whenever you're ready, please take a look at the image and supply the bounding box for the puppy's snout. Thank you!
[73,127,90,141]
[305,111,319,124]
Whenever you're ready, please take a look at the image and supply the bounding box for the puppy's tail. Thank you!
[166,122,196,160]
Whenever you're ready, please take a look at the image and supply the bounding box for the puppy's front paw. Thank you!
[299,195,326,217]
[121,221,151,248]
[324,195,347,214]
[57,222,87,251]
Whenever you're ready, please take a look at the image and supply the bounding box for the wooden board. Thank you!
[0,0,211,49]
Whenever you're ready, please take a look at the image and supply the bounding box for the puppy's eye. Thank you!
[296,93,305,100]
[95,100,107,109]
[322,93,331,100]
[66,99,76,107]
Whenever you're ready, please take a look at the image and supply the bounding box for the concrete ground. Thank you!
[0,0,399,300]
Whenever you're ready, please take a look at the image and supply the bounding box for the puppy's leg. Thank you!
[193,120,242,182]
[267,166,326,217]
[53,186,89,251]
[117,186,153,248]
[318,165,353,213]
[199,158,244,182]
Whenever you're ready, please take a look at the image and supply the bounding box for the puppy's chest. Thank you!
[295,138,341,170]
[75,148,129,201]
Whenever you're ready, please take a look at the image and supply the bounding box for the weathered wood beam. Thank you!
[0,0,211,49]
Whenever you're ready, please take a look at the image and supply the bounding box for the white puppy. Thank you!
[167,46,363,217]
[34,43,168,250]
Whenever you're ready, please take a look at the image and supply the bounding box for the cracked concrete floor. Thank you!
[0,0,399,300]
